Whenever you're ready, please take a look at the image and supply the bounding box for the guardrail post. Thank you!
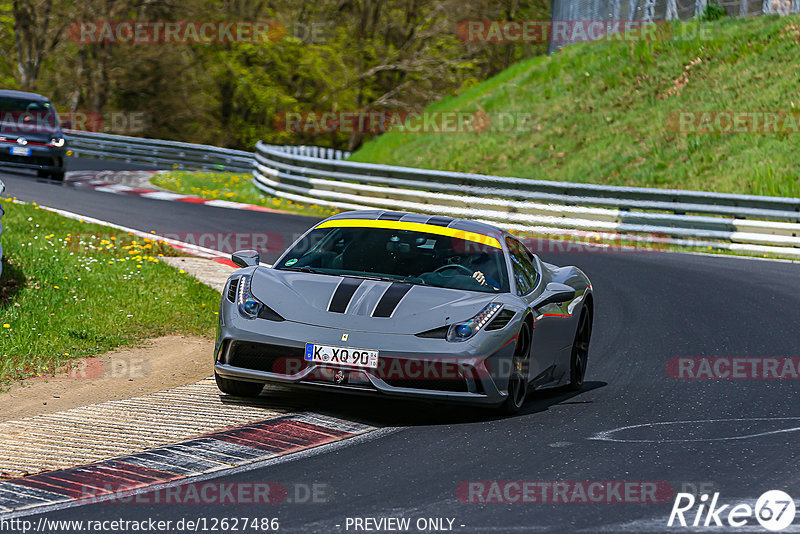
[696,0,708,16]
[643,0,655,22]
[666,0,678,19]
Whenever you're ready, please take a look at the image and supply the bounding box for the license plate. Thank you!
[10,146,31,156]
[304,343,379,369]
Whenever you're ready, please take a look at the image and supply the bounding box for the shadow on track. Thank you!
[0,167,69,186]
[217,380,607,428]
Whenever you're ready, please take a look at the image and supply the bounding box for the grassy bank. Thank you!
[350,16,800,198]
[151,171,338,218]
[0,198,221,385]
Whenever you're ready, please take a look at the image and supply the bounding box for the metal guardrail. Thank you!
[65,130,256,173]
[54,130,800,259]
[253,142,800,259]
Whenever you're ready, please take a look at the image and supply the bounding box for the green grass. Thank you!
[151,171,338,218]
[350,16,800,198]
[0,198,222,385]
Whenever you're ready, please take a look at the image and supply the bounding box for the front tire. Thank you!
[500,321,531,415]
[215,372,264,397]
[568,307,592,391]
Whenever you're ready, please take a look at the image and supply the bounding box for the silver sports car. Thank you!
[214,210,593,414]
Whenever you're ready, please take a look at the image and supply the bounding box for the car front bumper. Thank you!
[0,143,66,174]
[215,305,520,407]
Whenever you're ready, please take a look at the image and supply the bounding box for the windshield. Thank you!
[0,97,60,135]
[276,226,510,293]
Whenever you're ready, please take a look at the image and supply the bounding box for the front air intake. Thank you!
[226,278,239,303]
[486,309,516,331]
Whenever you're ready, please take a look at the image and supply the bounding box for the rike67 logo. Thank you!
[668,490,796,531]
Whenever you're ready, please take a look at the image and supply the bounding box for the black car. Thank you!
[0,89,67,180]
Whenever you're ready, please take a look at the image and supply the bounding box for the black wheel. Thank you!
[568,307,592,391]
[37,169,65,181]
[215,372,264,397]
[500,321,531,415]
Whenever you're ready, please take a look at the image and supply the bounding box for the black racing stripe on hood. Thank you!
[373,283,413,318]
[328,277,363,313]
[426,216,454,227]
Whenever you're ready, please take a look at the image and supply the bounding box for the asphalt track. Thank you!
[2,159,800,532]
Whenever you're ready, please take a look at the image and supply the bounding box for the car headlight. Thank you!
[49,138,65,147]
[236,273,263,319]
[446,303,503,342]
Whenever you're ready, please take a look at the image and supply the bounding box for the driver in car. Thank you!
[469,252,502,290]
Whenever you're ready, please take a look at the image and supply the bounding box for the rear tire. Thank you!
[37,169,65,181]
[215,372,263,397]
[500,321,531,415]
[568,307,592,391]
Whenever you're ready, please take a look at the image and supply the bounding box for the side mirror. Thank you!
[532,282,575,311]
[231,249,260,268]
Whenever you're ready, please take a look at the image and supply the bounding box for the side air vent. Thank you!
[415,325,449,339]
[485,309,516,331]
[226,278,240,303]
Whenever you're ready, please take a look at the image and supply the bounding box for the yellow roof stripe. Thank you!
[316,219,502,249]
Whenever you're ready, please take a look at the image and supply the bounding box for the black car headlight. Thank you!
[48,137,65,147]
[236,273,263,319]
[447,303,503,342]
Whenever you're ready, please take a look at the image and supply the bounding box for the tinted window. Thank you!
[506,237,538,295]
[0,97,60,134]
[277,226,510,293]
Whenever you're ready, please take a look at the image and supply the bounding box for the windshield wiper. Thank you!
[282,268,426,286]
[346,274,402,283]
[281,266,327,275]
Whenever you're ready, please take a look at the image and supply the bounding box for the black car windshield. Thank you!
[0,97,60,135]
[276,226,510,293]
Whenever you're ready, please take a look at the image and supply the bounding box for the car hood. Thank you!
[249,267,498,334]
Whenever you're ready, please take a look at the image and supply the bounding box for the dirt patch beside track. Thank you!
[0,335,213,422]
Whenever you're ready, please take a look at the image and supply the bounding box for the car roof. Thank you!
[323,210,508,242]
[0,89,50,101]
